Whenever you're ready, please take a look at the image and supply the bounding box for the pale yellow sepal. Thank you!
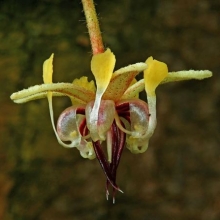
[161,70,212,84]
[144,57,168,96]
[103,62,147,101]
[91,48,115,93]
[43,53,54,84]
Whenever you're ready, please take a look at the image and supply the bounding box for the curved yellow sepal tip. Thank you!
[91,48,115,92]
[144,56,168,96]
[43,53,54,84]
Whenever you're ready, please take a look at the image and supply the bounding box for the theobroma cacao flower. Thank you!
[10,48,212,202]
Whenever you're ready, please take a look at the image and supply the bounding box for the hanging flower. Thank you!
[10,48,212,202]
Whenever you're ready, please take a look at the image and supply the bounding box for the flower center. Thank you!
[56,98,149,202]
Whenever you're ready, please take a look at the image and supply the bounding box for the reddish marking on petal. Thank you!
[76,108,85,115]
[117,112,130,122]
[115,121,126,168]
[92,141,121,192]
[112,121,124,169]
[116,101,131,122]
[83,126,89,137]
[106,120,126,203]
[79,118,87,136]
[103,72,137,101]
[116,101,130,112]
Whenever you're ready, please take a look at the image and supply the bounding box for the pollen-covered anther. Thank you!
[70,131,78,138]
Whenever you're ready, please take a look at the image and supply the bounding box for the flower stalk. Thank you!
[81,0,104,55]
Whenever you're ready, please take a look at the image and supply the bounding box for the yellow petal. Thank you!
[91,48,115,94]
[43,53,54,84]
[72,76,96,93]
[90,48,116,131]
[144,56,168,96]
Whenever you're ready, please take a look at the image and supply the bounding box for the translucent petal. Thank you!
[115,99,150,154]
[56,105,95,159]
[129,100,150,137]
[47,93,78,148]
[103,63,147,101]
[56,105,96,159]
[57,106,83,141]
[86,100,115,142]
[126,135,149,154]
[77,142,96,160]
[144,57,168,96]
[116,99,149,137]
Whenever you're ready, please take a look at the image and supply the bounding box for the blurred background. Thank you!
[0,0,220,219]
